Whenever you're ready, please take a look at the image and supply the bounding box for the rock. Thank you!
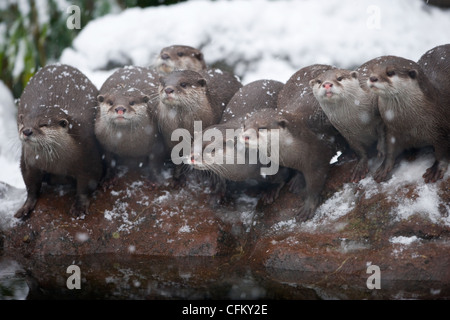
[2,169,240,257]
[1,152,449,298]
[248,154,450,287]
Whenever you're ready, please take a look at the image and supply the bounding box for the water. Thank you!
[1,254,449,300]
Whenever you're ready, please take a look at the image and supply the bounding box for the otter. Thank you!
[365,48,450,183]
[15,64,102,219]
[241,64,346,222]
[187,79,290,204]
[95,66,165,181]
[310,68,385,182]
[155,45,207,74]
[158,69,242,149]
[158,68,242,182]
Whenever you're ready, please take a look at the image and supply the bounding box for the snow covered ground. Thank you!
[59,0,450,87]
[1,0,450,230]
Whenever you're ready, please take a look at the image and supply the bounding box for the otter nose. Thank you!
[23,128,33,137]
[115,106,126,115]
[190,155,195,163]
[161,53,170,60]
[323,82,333,89]
[369,76,378,83]
[165,87,174,95]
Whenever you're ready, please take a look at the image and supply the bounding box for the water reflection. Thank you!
[0,254,449,300]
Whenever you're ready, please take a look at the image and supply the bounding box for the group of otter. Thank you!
[15,44,450,222]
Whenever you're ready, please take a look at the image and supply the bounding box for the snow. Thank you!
[1,0,450,232]
[0,81,23,189]
[59,0,450,88]
[390,236,420,245]
[299,154,450,232]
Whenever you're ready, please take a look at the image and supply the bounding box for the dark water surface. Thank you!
[1,253,449,300]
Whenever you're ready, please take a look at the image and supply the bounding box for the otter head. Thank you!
[310,69,360,102]
[155,45,206,74]
[97,89,150,127]
[366,56,420,98]
[18,108,72,161]
[241,108,288,151]
[158,70,208,109]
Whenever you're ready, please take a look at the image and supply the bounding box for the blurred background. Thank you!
[0,0,186,99]
[1,0,450,99]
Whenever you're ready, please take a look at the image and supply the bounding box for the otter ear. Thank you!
[97,95,105,103]
[278,119,289,129]
[18,114,24,122]
[408,69,417,79]
[350,71,359,79]
[158,76,165,85]
[198,78,207,87]
[309,79,317,88]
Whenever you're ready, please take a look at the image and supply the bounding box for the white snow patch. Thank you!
[178,225,192,233]
[0,81,24,189]
[390,236,420,245]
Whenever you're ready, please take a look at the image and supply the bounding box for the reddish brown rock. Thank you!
[1,153,449,298]
[2,170,239,257]
[248,155,450,287]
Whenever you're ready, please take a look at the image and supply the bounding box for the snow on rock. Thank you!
[0,182,26,231]
[59,0,450,87]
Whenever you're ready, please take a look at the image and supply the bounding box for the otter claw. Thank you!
[423,161,445,183]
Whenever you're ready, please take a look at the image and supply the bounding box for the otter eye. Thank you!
[316,80,322,85]
[108,100,114,106]
[386,70,395,77]
[337,76,343,82]
[129,101,135,106]
[177,52,184,57]
[59,120,68,128]
[180,82,188,88]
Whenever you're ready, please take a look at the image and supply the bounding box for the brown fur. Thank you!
[243,64,346,221]
[188,80,289,205]
[157,69,242,150]
[155,45,207,74]
[365,52,450,183]
[310,68,385,182]
[16,64,102,219]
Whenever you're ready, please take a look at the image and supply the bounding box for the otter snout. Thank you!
[23,128,33,137]
[369,76,378,83]
[115,106,127,115]
[323,82,333,89]
[165,87,175,95]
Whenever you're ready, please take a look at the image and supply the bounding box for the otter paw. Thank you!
[14,205,33,220]
[423,161,446,183]
[295,200,318,222]
[69,202,89,217]
[260,189,278,205]
[373,165,391,183]
[351,162,368,183]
